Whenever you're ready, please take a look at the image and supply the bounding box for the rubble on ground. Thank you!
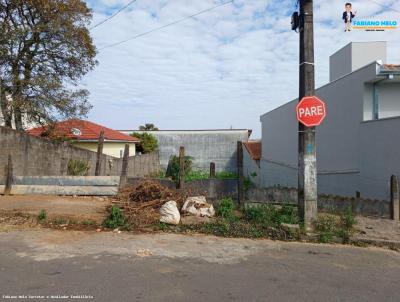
[181,196,215,218]
[159,201,180,225]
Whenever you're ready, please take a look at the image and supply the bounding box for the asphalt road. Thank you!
[0,229,399,302]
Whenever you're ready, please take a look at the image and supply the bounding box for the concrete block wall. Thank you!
[246,186,390,218]
[121,130,250,172]
[0,126,160,181]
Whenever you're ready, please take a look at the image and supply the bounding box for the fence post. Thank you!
[95,129,104,176]
[237,141,244,205]
[4,154,13,195]
[352,191,361,214]
[390,175,399,221]
[119,144,130,188]
[209,162,216,179]
[179,146,185,189]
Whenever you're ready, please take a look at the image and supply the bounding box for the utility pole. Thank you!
[298,0,317,229]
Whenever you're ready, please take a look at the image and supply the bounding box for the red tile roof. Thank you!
[382,64,400,71]
[27,119,139,142]
[243,140,261,161]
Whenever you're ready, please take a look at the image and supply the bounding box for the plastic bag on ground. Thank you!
[181,196,215,218]
[159,200,181,225]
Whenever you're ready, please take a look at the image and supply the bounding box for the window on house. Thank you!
[364,81,400,121]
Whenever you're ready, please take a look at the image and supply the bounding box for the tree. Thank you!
[139,123,158,131]
[132,132,158,154]
[0,0,97,130]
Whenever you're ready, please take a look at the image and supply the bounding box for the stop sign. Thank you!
[296,96,326,127]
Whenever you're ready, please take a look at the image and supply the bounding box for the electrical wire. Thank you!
[98,0,234,51]
[366,0,400,15]
[90,0,138,30]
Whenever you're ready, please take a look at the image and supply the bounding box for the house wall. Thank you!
[351,42,386,73]
[329,42,386,82]
[259,62,395,199]
[74,142,136,158]
[120,130,250,172]
[329,43,352,82]
[359,117,400,200]
[0,126,159,182]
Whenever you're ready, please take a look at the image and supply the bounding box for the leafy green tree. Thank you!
[0,0,97,129]
[132,132,158,154]
[138,123,158,131]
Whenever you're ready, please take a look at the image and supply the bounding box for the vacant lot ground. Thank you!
[0,195,399,249]
[0,195,110,223]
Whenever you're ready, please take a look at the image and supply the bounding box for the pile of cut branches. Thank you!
[115,180,190,226]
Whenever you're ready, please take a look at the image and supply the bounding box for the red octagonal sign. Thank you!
[296,96,327,127]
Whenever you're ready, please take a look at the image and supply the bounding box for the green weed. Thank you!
[103,206,126,229]
[216,198,236,220]
[314,214,337,243]
[67,159,90,176]
[337,207,356,243]
[38,209,47,221]
[243,204,299,226]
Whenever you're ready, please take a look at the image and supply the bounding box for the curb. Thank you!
[350,237,400,250]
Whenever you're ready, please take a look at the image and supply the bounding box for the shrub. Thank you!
[338,207,356,243]
[216,198,235,220]
[185,170,209,182]
[243,205,268,222]
[278,205,300,224]
[132,132,158,154]
[103,206,126,229]
[165,155,193,182]
[67,159,90,176]
[314,214,337,243]
[244,204,299,226]
[38,209,47,221]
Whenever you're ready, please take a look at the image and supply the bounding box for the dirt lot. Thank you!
[0,195,110,223]
[0,194,399,250]
[354,216,400,243]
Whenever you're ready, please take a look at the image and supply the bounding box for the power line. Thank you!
[90,0,138,30]
[367,0,400,15]
[98,0,234,51]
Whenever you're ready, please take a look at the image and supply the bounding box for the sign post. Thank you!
[296,94,326,229]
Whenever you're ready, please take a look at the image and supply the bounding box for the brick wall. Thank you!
[0,126,160,182]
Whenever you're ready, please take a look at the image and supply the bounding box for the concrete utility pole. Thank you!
[298,0,317,228]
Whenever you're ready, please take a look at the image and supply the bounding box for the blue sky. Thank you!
[83,0,400,137]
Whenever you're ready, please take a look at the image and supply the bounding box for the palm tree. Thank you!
[139,123,159,131]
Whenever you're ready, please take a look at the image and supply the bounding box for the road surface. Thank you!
[0,229,399,302]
